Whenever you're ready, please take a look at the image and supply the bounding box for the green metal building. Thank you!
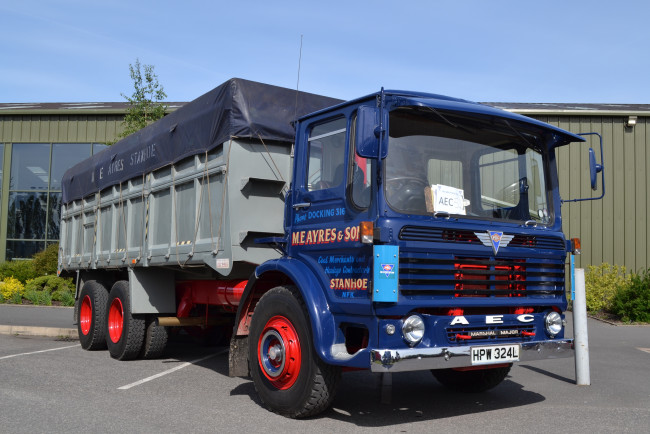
[492,102,650,273]
[0,100,648,274]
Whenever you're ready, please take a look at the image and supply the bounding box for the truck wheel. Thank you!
[77,281,109,350]
[140,317,168,359]
[432,365,511,393]
[248,286,341,418]
[106,281,145,360]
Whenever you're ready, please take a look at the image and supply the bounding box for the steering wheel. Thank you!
[385,177,428,212]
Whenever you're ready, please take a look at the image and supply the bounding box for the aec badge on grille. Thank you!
[475,231,513,255]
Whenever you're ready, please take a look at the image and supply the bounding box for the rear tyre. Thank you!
[140,317,168,359]
[77,281,109,350]
[106,281,145,360]
[432,365,511,393]
[248,286,341,418]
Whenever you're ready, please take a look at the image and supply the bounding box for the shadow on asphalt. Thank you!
[519,364,575,385]
[319,370,544,426]
[160,335,546,426]
[227,365,545,425]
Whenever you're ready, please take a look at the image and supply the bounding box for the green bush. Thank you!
[585,263,630,312]
[611,270,650,323]
[10,291,23,304]
[0,247,73,305]
[0,277,26,304]
[23,275,75,307]
[24,275,72,293]
[53,289,75,306]
[31,243,59,276]
[24,288,52,306]
[0,260,39,284]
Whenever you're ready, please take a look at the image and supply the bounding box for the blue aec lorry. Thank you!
[59,78,596,418]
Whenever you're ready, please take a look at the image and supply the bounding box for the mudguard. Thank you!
[234,257,338,364]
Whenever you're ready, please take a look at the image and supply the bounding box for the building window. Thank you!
[5,143,96,260]
[11,143,51,190]
[0,143,4,215]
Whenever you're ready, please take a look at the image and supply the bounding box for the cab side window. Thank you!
[307,118,346,191]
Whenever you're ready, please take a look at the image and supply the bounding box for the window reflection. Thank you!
[47,192,62,240]
[0,143,4,211]
[10,143,50,190]
[50,143,91,190]
[6,142,105,259]
[7,192,48,239]
[6,240,45,261]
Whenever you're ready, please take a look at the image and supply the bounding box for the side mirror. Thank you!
[588,147,603,191]
[562,132,605,203]
[356,105,387,159]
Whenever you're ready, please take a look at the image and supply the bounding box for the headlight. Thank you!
[544,311,563,337]
[402,315,425,346]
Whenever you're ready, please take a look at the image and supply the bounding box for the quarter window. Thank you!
[307,118,346,191]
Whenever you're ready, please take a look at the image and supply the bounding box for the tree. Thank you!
[112,59,167,144]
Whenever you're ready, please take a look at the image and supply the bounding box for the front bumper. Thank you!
[370,339,573,372]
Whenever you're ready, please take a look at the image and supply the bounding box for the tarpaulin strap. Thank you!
[172,164,183,268]
[77,199,84,266]
[257,133,287,194]
[214,138,233,256]
[92,194,98,264]
[96,193,103,263]
[185,154,207,266]
[138,173,146,262]
[205,150,215,251]
[119,182,128,263]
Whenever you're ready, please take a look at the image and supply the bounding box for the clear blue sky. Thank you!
[2,1,649,104]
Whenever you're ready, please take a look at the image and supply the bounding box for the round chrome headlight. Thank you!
[544,311,563,337]
[402,315,425,346]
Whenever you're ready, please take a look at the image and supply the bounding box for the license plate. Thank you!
[471,344,520,365]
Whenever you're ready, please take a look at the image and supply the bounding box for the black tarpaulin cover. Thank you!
[61,78,342,203]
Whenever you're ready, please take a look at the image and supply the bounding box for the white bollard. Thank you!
[573,268,591,385]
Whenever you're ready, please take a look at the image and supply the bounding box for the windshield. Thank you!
[385,107,552,224]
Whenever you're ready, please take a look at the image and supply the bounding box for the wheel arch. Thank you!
[229,258,337,377]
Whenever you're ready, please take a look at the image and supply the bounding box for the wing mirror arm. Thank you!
[561,132,605,203]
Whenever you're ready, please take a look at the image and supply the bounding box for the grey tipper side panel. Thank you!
[58,138,290,278]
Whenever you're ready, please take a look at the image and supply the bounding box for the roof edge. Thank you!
[498,108,650,117]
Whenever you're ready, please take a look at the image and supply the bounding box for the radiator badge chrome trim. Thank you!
[476,231,513,255]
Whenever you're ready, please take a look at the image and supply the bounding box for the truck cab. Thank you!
[241,90,582,415]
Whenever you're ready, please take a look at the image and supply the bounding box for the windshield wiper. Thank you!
[500,119,538,151]
[423,107,474,135]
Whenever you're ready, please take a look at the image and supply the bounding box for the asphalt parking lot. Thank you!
[0,309,648,433]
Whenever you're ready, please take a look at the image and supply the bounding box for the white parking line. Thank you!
[118,349,228,390]
[0,344,80,360]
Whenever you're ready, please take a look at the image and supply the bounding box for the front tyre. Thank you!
[248,286,340,418]
[432,365,511,393]
[106,281,145,360]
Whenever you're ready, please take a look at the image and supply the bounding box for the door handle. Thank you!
[292,202,311,210]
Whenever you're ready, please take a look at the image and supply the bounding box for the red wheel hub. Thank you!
[257,316,301,390]
[108,297,124,343]
[79,295,92,336]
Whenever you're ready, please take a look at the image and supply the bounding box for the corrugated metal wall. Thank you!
[0,114,123,142]
[534,115,649,273]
